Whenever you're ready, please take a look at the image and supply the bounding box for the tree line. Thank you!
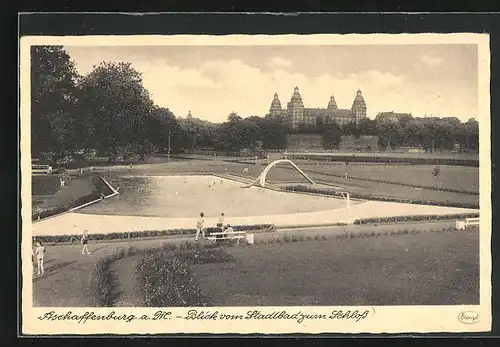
[31,46,479,163]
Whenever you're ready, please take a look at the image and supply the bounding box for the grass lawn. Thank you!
[32,226,479,307]
[32,175,62,196]
[190,231,479,306]
[223,162,479,207]
[293,162,479,194]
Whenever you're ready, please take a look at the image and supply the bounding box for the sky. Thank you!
[64,44,478,123]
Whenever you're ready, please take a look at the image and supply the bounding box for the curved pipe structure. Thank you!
[242,159,315,188]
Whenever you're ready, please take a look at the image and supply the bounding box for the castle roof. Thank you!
[269,92,282,113]
[289,86,304,108]
[352,89,367,111]
[327,95,338,110]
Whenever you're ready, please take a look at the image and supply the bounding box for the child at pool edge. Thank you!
[195,212,205,241]
[224,224,234,236]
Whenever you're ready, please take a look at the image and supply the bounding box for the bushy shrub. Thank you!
[177,247,234,265]
[353,212,479,225]
[162,243,178,251]
[136,249,211,307]
[89,254,121,307]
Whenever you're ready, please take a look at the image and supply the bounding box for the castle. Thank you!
[269,86,367,130]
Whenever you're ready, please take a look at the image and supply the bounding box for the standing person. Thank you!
[217,213,225,230]
[81,230,91,255]
[31,248,35,271]
[35,241,45,275]
[195,212,205,241]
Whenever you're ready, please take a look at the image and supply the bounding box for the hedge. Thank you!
[282,184,480,209]
[353,213,480,225]
[222,159,259,165]
[88,255,117,307]
[287,153,479,167]
[34,224,274,244]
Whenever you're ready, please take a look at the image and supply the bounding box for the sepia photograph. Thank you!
[20,33,491,334]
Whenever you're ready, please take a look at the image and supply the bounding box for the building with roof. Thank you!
[269,86,368,130]
[375,111,412,123]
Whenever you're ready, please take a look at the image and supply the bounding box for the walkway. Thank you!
[31,199,477,237]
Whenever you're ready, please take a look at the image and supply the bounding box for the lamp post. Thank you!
[167,131,171,162]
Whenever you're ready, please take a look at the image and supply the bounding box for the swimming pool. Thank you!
[78,175,355,218]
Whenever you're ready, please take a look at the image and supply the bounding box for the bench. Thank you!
[32,164,53,174]
[207,231,250,245]
[207,231,247,241]
[456,217,479,230]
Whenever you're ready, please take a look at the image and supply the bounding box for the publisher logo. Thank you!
[457,311,479,324]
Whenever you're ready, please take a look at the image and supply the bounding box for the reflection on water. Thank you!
[79,175,352,218]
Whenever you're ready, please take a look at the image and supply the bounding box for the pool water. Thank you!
[79,175,355,218]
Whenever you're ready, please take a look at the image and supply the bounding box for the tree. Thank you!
[342,122,360,137]
[148,106,182,153]
[376,121,400,150]
[463,118,479,152]
[261,115,288,150]
[357,118,378,136]
[77,62,155,161]
[322,122,343,149]
[31,45,80,159]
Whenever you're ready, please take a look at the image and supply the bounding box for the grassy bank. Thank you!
[32,173,115,221]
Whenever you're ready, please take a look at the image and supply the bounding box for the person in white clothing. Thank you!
[81,230,91,255]
[35,241,45,275]
[195,212,205,241]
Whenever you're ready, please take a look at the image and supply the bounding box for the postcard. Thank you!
[20,32,491,335]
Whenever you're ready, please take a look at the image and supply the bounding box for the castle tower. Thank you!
[327,95,338,111]
[286,86,305,129]
[269,92,283,117]
[351,89,367,123]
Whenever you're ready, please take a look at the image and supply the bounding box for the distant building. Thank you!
[187,110,193,119]
[375,111,412,123]
[269,86,368,130]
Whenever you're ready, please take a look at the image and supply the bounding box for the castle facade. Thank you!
[269,86,367,130]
